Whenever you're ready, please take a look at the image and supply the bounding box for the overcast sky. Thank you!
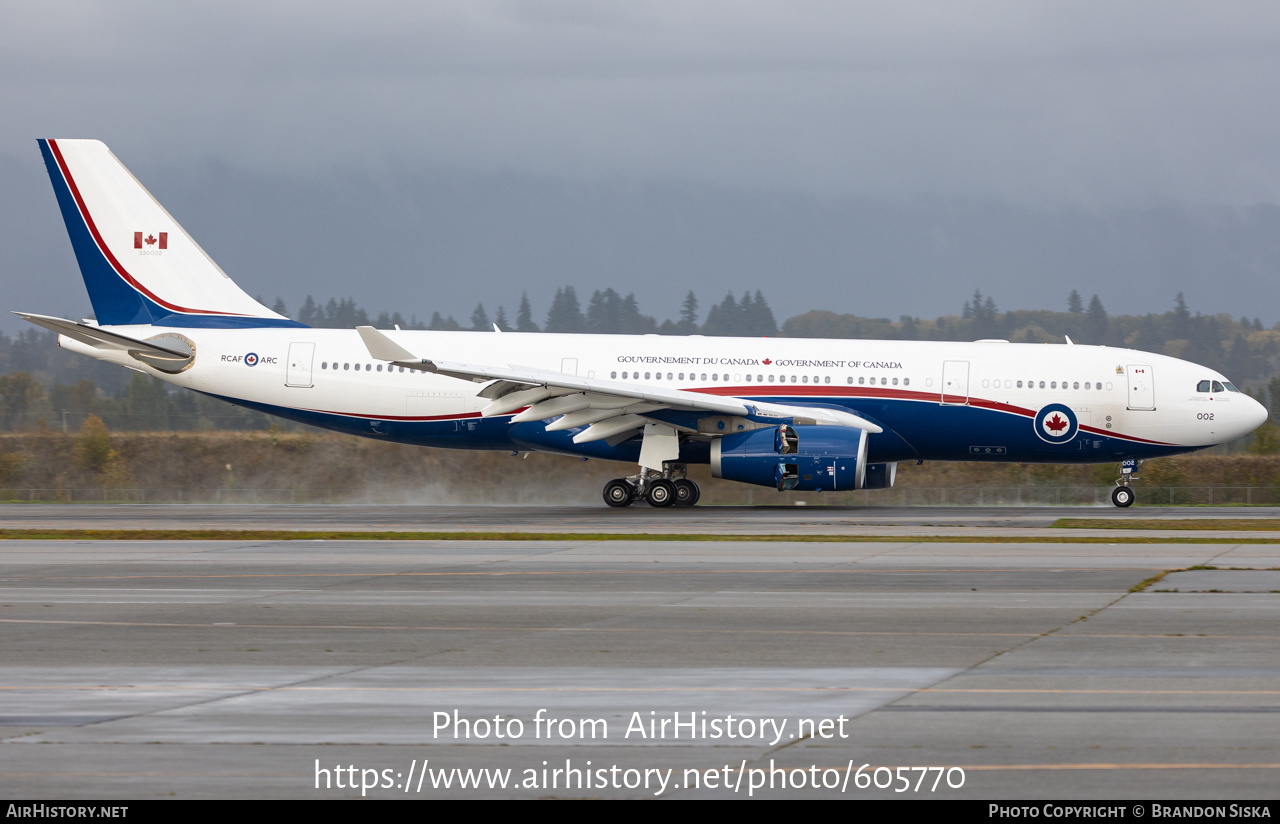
[5,2,1280,330]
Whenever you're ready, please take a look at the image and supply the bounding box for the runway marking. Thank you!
[0,567,1172,582]
[3,685,1280,696]
[2,617,1277,640]
[0,529,1276,544]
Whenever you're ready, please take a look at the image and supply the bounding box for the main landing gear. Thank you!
[602,466,700,508]
[1111,458,1141,508]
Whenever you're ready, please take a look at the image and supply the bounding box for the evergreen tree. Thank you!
[1068,290,1084,313]
[1173,292,1191,339]
[516,293,539,332]
[545,287,585,333]
[494,305,509,331]
[470,303,490,332]
[742,290,778,336]
[1085,294,1108,343]
[297,296,321,327]
[701,292,740,336]
[677,291,699,334]
[586,289,621,334]
[428,312,462,331]
[272,297,289,317]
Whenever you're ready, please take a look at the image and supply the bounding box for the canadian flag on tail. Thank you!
[133,231,168,250]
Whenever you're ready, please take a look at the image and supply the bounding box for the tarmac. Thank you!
[0,504,1277,798]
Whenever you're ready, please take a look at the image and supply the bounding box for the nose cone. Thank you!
[1240,395,1269,437]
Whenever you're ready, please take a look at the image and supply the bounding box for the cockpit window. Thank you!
[1224,382,1239,392]
[1197,380,1211,392]
[1211,381,1225,393]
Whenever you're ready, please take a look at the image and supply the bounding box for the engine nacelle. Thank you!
[712,425,883,492]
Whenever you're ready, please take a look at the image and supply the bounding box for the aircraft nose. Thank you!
[1241,394,1269,435]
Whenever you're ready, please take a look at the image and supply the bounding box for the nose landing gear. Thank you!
[1111,458,1141,507]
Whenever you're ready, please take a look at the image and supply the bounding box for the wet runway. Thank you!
[5,503,1280,540]
[1,522,1277,798]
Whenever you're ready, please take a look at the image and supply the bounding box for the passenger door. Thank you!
[1126,364,1155,410]
[285,342,315,388]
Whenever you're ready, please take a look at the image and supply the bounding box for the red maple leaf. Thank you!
[144,234,157,246]
[1045,413,1068,433]
[762,358,772,365]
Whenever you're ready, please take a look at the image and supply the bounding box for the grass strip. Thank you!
[1054,518,1280,531]
[0,529,1277,544]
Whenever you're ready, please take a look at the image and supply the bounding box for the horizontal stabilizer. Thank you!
[15,312,190,358]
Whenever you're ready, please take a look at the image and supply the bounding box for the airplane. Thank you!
[17,139,1270,508]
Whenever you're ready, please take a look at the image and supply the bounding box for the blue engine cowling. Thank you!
[711,425,895,492]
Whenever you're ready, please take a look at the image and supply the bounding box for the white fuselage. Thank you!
[59,326,1267,465]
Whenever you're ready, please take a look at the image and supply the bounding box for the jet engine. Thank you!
[710,424,896,492]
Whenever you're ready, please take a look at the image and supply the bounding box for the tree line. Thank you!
[286,288,779,337]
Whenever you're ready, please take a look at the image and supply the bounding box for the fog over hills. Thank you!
[4,153,1279,330]
[4,3,1280,329]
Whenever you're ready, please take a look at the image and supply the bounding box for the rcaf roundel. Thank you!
[1034,403,1077,444]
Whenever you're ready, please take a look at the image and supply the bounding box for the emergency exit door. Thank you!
[941,360,970,405]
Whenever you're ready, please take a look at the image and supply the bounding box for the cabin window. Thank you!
[824,376,831,384]
[904,378,910,386]
[858,376,865,385]
[343,363,349,370]
[802,375,809,384]
[1039,381,1045,389]
[321,362,327,369]
[881,377,888,386]
[701,373,707,381]
[745,374,752,382]
[892,377,898,385]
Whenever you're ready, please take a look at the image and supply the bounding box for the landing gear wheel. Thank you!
[646,479,676,508]
[673,479,701,507]
[1111,486,1135,508]
[603,479,635,508]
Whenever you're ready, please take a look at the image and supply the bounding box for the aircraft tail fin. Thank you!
[37,139,303,328]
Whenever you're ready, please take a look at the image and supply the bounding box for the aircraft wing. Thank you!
[357,326,882,443]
